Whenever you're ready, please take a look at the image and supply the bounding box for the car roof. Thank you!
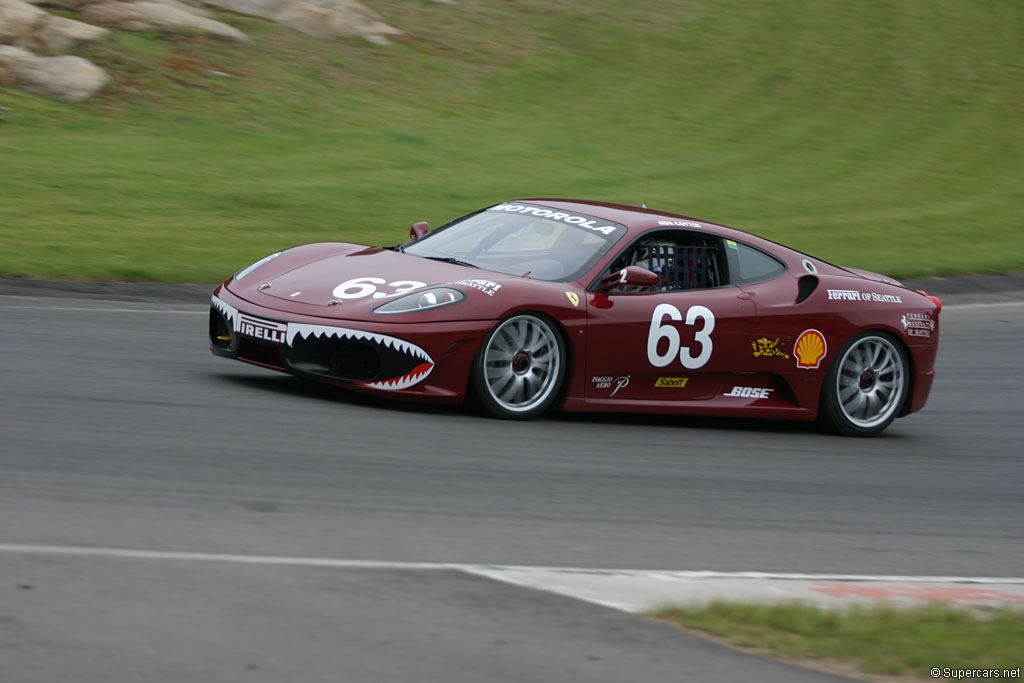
[518,197,766,245]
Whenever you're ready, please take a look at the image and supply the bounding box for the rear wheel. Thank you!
[820,331,909,437]
[471,313,566,419]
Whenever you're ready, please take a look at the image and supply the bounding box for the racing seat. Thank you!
[640,243,718,290]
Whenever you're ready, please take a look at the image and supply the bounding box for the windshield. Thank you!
[403,203,627,282]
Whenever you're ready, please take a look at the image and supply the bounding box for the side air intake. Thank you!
[796,275,818,303]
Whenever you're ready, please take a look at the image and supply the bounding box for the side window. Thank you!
[603,230,727,293]
[727,240,786,284]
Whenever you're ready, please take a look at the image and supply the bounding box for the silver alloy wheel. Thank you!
[482,314,561,414]
[835,335,905,429]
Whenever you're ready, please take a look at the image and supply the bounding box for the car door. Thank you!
[584,231,754,402]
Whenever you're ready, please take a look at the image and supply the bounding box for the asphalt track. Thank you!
[1,282,1022,682]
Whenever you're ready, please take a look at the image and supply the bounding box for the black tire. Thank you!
[470,313,567,419]
[819,331,910,437]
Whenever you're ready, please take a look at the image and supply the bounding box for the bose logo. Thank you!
[724,386,773,399]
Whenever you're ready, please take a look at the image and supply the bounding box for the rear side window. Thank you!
[728,240,785,284]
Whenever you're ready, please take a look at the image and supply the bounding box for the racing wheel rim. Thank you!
[482,314,561,414]
[835,335,905,429]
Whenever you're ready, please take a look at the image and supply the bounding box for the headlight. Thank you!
[233,252,281,281]
[374,287,464,314]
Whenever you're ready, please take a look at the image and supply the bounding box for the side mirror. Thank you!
[410,221,430,240]
[601,266,659,292]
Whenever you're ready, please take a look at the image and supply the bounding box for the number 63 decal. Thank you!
[647,303,715,369]
[332,277,427,300]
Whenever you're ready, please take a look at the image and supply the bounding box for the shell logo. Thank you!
[794,329,827,369]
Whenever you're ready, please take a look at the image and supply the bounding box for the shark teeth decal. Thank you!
[285,322,431,365]
[212,295,434,391]
[361,362,434,391]
[211,295,239,328]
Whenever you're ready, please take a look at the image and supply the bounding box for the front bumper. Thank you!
[209,288,494,403]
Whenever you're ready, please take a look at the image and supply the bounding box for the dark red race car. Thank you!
[210,199,940,436]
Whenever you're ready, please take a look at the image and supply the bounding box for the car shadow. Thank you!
[213,372,454,417]
[554,409,816,435]
[212,371,831,436]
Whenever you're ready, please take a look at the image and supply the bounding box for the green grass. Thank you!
[1,0,1022,282]
[651,602,1024,678]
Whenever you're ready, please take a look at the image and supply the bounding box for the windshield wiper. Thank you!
[424,256,478,269]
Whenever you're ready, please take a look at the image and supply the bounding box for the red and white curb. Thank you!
[1,544,1022,613]
[463,567,1024,613]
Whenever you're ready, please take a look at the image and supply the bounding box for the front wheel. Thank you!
[820,331,909,437]
[471,313,566,419]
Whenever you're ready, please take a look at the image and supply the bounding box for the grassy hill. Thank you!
[1,0,1021,282]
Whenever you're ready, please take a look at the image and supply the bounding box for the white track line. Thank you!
[0,543,1022,584]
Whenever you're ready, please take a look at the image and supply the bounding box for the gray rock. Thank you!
[31,15,109,52]
[202,0,401,42]
[200,0,280,17]
[81,1,250,42]
[146,0,214,19]
[0,0,47,44]
[1,0,108,53]
[273,0,401,42]
[0,44,109,100]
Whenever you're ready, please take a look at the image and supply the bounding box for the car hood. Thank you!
[225,245,518,317]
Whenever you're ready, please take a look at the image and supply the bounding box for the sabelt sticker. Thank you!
[794,329,827,369]
[565,292,580,307]
[655,377,689,388]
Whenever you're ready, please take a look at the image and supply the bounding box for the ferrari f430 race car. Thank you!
[210,199,941,436]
